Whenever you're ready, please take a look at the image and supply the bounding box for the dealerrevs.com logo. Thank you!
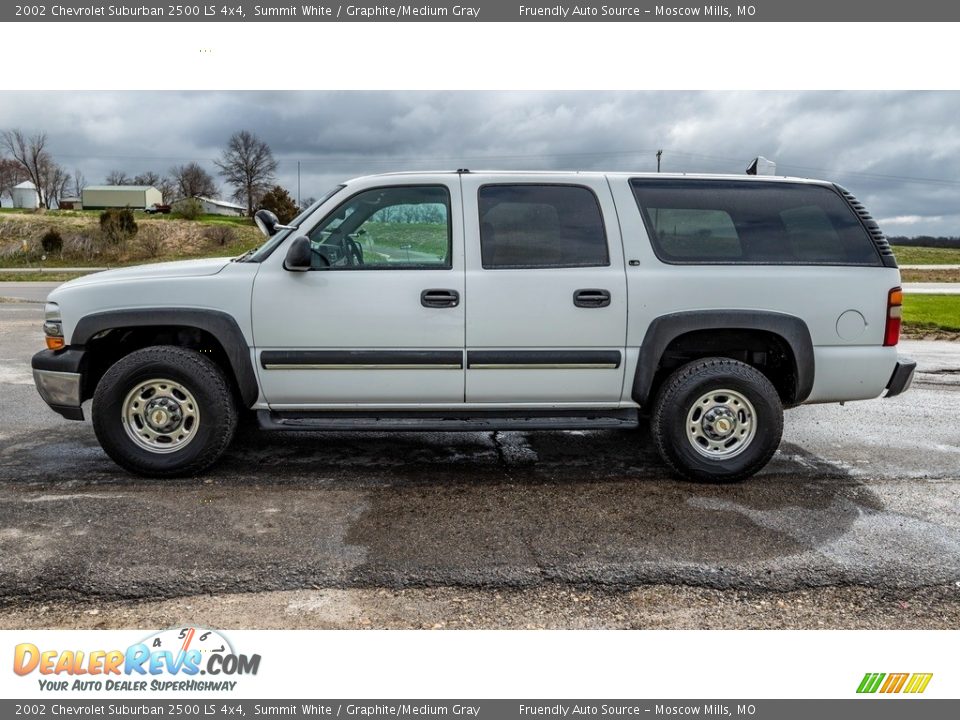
[13,627,261,693]
[857,672,933,694]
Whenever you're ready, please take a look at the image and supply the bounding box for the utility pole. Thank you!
[297,160,301,208]
[656,149,663,173]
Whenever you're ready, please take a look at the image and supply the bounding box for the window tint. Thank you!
[479,185,609,269]
[630,179,881,266]
[307,185,451,269]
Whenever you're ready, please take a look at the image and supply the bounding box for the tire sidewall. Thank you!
[656,362,783,482]
[93,350,233,475]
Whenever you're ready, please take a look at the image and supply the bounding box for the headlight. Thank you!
[43,302,64,350]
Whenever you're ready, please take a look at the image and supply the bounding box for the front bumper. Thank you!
[31,348,86,420]
[885,356,917,398]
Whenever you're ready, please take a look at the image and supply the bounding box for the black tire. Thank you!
[650,358,783,483]
[92,346,238,477]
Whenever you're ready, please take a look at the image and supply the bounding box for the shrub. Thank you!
[175,198,204,220]
[63,233,101,261]
[138,228,165,258]
[41,229,63,254]
[99,208,138,247]
[203,225,237,247]
[258,185,299,224]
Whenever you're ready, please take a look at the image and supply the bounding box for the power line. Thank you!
[38,147,960,188]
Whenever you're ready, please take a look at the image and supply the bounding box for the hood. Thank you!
[55,257,233,291]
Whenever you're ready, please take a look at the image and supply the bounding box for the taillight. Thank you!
[884,287,902,346]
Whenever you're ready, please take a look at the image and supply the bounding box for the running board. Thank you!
[257,409,639,432]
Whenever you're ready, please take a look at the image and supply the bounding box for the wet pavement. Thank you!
[1,304,958,608]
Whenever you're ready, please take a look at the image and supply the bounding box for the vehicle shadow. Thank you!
[0,423,886,598]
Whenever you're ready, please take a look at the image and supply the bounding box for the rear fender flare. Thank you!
[632,310,815,407]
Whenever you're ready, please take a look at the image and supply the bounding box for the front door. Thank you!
[252,179,465,408]
[461,174,628,405]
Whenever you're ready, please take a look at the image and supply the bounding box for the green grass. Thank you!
[0,271,88,282]
[902,295,960,332]
[360,222,448,257]
[892,245,960,265]
[0,207,253,225]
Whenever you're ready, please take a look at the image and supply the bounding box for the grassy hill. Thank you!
[0,209,261,268]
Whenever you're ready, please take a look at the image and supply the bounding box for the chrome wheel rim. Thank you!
[685,388,756,460]
[122,378,199,454]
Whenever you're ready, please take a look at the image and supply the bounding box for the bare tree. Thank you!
[170,162,217,200]
[215,130,278,216]
[105,169,132,185]
[133,170,161,187]
[156,176,177,204]
[72,168,86,198]
[2,129,56,208]
[43,163,71,208]
[0,156,27,205]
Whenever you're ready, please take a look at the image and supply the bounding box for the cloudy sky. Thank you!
[2,90,959,236]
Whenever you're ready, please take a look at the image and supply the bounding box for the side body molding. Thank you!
[632,310,815,407]
[72,308,259,407]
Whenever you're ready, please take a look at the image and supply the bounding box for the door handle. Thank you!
[421,289,460,308]
[573,289,611,308]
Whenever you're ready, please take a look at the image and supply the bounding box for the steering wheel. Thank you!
[309,247,331,267]
[347,238,364,266]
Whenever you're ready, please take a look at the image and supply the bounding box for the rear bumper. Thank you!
[31,348,86,420]
[885,357,917,398]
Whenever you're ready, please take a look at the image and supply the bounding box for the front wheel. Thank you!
[650,358,783,483]
[92,346,238,477]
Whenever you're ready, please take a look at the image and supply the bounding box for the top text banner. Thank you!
[6,0,960,22]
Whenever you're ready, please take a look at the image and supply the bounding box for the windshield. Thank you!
[242,184,346,262]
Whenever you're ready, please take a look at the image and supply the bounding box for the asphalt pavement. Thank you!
[1,302,959,626]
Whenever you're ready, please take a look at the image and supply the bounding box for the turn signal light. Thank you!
[884,286,902,347]
[45,336,65,350]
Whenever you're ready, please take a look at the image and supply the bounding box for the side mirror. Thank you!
[254,209,279,237]
[254,209,297,237]
[283,236,312,272]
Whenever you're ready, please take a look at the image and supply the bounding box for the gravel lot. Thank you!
[1,302,959,629]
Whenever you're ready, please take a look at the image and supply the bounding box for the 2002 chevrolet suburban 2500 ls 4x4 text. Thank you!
[31,171,916,482]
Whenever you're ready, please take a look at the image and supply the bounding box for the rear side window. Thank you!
[630,179,882,266]
[479,184,609,269]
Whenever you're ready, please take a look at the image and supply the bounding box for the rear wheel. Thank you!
[651,358,783,483]
[92,346,238,477]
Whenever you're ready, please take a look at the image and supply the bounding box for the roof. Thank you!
[346,170,831,186]
[83,185,158,191]
[197,196,245,209]
[13,181,36,190]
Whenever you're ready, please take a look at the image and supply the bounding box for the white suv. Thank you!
[32,171,916,481]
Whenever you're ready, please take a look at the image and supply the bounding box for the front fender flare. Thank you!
[71,308,259,407]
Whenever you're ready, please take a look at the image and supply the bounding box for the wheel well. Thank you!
[80,325,239,403]
[650,328,800,406]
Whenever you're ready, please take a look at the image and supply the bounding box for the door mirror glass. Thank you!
[283,236,312,272]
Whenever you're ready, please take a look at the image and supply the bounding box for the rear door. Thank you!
[461,174,627,405]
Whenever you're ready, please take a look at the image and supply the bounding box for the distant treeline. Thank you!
[889,236,960,248]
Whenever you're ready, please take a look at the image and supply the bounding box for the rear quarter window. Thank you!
[630,179,882,266]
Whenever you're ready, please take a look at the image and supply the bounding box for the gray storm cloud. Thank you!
[1,90,958,236]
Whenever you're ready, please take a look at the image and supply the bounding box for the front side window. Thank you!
[631,179,882,266]
[306,185,451,269]
[479,184,609,269]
